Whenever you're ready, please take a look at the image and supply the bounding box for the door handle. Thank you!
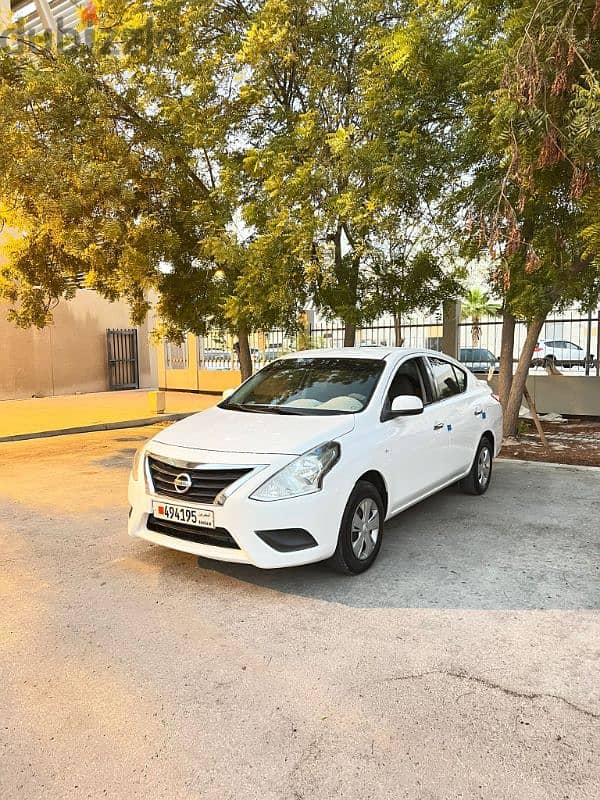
[474,408,483,416]
[433,422,444,430]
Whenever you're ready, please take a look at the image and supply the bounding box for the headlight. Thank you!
[250,442,340,502]
[131,445,145,482]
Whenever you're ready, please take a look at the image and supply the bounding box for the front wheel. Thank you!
[329,481,384,574]
[460,437,493,496]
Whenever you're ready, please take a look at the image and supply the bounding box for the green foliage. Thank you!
[236,0,465,336]
[0,0,465,347]
[373,250,464,322]
[455,0,600,321]
[1,0,599,357]
[0,1,309,344]
[461,289,500,322]
[461,287,500,346]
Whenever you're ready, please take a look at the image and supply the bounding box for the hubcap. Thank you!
[477,446,491,487]
[350,498,380,560]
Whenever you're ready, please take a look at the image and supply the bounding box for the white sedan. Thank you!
[128,348,503,574]
[532,339,593,369]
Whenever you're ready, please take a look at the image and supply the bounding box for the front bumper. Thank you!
[127,445,348,569]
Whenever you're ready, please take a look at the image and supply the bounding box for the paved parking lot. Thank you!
[1,427,599,799]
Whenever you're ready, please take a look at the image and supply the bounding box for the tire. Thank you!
[329,481,384,574]
[460,437,493,496]
[543,355,556,368]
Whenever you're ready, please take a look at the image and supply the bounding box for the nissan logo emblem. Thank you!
[174,472,192,494]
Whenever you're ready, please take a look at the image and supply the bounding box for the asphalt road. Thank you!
[1,426,599,799]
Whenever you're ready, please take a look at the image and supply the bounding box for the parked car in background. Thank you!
[203,348,231,365]
[262,346,285,361]
[129,347,503,574]
[203,346,266,367]
[233,343,261,358]
[459,348,499,374]
[532,339,594,368]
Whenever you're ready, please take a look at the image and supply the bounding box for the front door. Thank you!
[379,357,452,513]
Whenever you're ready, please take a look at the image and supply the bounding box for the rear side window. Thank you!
[428,358,467,400]
[452,365,467,392]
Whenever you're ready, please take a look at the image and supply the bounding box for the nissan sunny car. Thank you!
[128,347,503,574]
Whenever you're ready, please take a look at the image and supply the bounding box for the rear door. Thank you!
[563,341,583,364]
[426,357,481,476]
[545,340,560,361]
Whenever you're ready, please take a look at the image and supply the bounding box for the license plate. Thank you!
[152,501,215,529]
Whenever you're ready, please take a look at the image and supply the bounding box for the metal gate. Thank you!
[107,329,139,390]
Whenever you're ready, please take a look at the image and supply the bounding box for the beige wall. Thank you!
[157,333,242,394]
[157,335,200,391]
[0,291,157,400]
[489,374,600,417]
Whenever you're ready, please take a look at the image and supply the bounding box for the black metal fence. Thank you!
[107,328,139,390]
[457,312,600,375]
[308,322,443,351]
[166,310,600,377]
[307,311,600,376]
[197,329,299,371]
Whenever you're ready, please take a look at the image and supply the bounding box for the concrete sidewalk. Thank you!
[0,389,218,441]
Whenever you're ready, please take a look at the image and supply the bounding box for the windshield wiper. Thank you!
[224,402,309,415]
[244,404,305,415]
[222,402,268,414]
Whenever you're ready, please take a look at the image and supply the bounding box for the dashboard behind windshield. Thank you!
[219,358,385,415]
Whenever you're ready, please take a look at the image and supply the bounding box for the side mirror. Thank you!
[389,395,424,417]
[222,387,236,401]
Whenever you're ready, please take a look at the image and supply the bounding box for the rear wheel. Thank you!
[329,481,384,574]
[460,437,493,496]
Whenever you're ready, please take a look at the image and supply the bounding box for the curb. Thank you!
[0,413,193,443]
[498,456,600,473]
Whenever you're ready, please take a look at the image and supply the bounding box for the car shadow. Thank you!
[193,463,600,611]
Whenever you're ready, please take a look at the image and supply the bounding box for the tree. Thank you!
[371,248,463,346]
[236,0,464,345]
[460,288,499,349]
[0,0,465,371]
[455,0,600,434]
[0,1,308,380]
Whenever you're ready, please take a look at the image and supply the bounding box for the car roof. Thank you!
[277,346,447,361]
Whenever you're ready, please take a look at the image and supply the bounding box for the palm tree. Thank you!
[461,289,500,348]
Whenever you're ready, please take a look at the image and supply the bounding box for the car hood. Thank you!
[152,405,356,456]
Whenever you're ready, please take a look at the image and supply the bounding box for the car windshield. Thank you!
[220,357,385,415]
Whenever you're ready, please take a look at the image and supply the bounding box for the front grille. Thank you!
[147,456,252,504]
[146,515,240,549]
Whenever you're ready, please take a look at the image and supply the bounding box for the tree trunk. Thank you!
[471,317,480,349]
[523,385,549,451]
[343,322,356,347]
[394,313,404,347]
[498,311,515,408]
[503,317,545,438]
[237,325,253,382]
